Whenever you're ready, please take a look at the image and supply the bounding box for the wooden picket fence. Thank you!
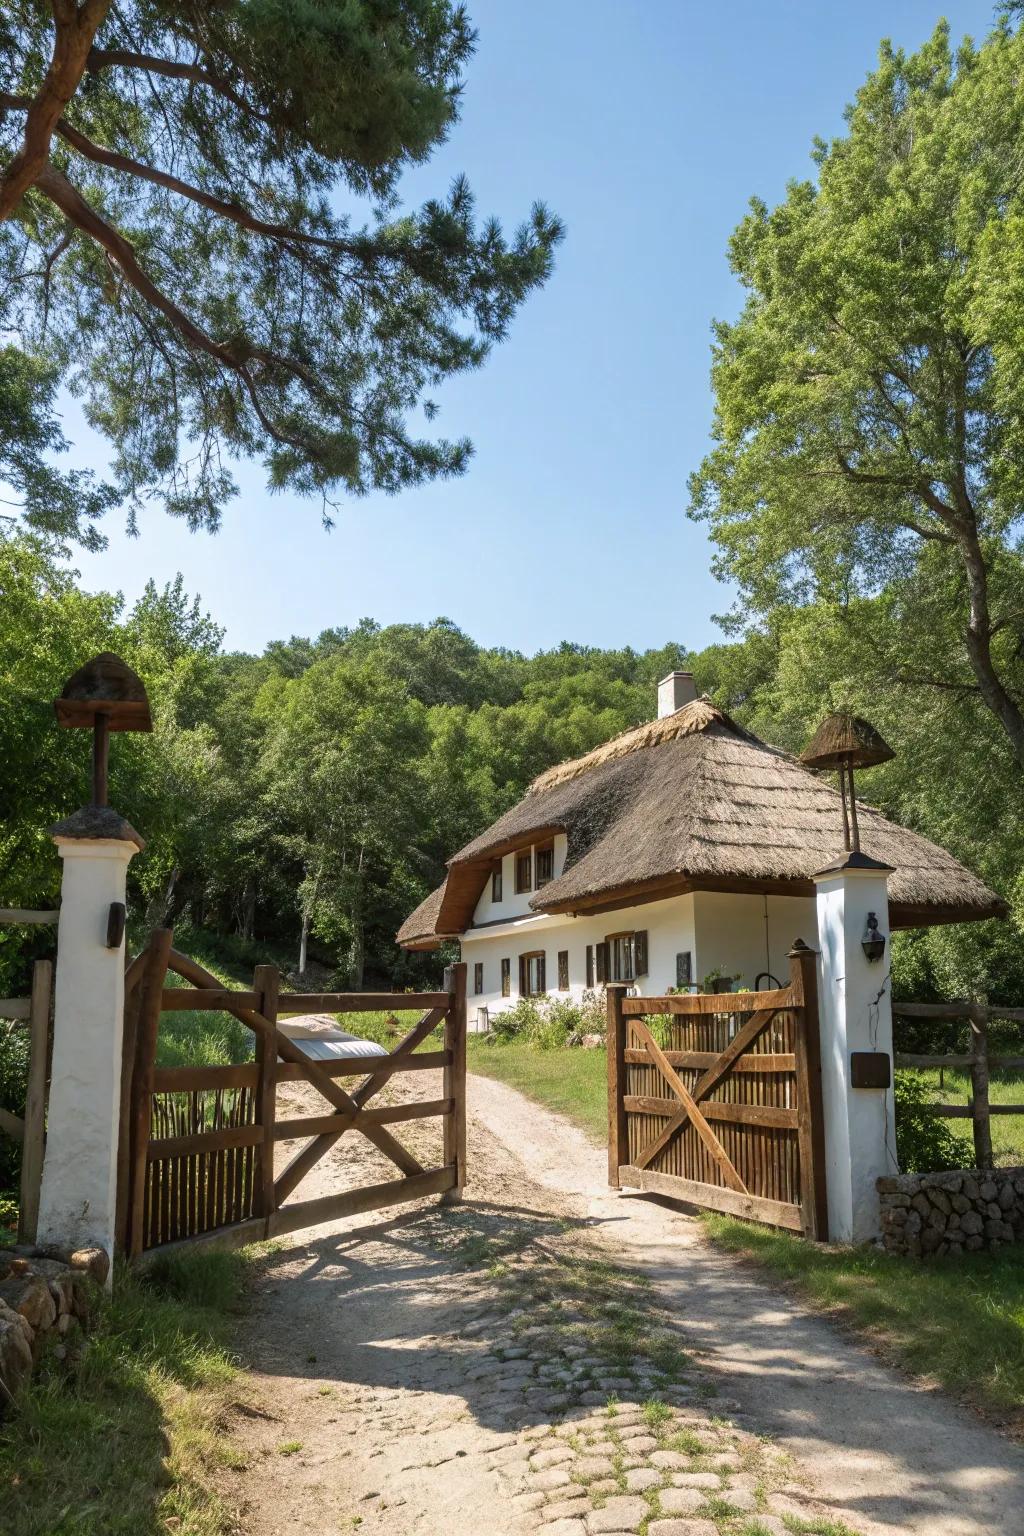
[607,942,828,1238]
[118,930,467,1256]
[894,1002,1024,1169]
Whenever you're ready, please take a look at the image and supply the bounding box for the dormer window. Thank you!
[491,863,503,902]
[515,850,532,893]
[535,842,554,887]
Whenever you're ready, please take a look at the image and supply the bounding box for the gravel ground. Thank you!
[218,1067,1024,1536]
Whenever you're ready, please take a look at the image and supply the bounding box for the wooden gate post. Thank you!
[253,963,279,1230]
[606,983,628,1188]
[127,929,174,1258]
[789,942,829,1242]
[18,959,53,1245]
[968,1004,993,1171]
[442,962,467,1202]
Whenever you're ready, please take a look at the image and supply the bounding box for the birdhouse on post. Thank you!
[53,651,152,807]
[36,655,152,1280]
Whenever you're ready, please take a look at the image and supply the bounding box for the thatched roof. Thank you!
[397,698,1004,947]
[800,711,895,770]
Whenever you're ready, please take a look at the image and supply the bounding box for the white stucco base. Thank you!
[36,835,137,1282]
[814,862,900,1244]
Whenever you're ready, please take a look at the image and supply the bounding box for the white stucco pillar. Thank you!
[813,851,900,1244]
[36,810,143,1283]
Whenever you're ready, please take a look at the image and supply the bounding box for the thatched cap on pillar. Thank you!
[53,653,152,732]
[50,806,145,850]
[800,712,895,770]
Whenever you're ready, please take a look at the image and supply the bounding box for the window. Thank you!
[501,957,511,997]
[491,863,503,902]
[519,950,546,996]
[535,842,554,887]
[557,950,569,991]
[515,850,532,893]
[608,931,635,983]
[474,962,484,996]
[586,944,594,989]
[676,950,693,988]
[605,929,649,984]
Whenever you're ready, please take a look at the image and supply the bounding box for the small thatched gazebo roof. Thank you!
[397,697,1004,948]
[800,711,895,770]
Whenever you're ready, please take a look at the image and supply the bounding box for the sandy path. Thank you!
[221,1069,1024,1536]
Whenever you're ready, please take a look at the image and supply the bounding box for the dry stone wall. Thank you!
[877,1168,1024,1257]
[0,1245,106,1407]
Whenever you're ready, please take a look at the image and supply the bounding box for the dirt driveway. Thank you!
[220,1069,1024,1536]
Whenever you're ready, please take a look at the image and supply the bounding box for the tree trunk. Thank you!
[956,524,1024,771]
[298,907,309,977]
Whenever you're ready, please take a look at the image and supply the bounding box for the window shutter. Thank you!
[538,953,546,993]
[518,955,527,995]
[635,930,649,977]
[585,945,594,988]
[501,958,511,997]
[595,942,609,984]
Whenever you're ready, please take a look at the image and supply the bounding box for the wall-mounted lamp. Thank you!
[862,912,886,963]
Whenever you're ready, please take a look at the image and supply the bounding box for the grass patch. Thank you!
[703,1213,1024,1422]
[0,1245,260,1535]
[333,1009,427,1048]
[916,1067,1024,1166]
[467,1037,608,1142]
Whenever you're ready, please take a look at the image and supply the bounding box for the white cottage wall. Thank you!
[691,892,818,992]
[462,890,697,1026]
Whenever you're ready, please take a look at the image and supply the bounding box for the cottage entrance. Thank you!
[607,942,828,1238]
[116,929,467,1256]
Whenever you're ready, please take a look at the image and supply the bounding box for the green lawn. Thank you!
[468,1036,609,1142]
[917,1067,1024,1166]
[469,1035,1024,1428]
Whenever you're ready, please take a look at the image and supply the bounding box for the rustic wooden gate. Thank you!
[607,941,828,1238]
[117,929,466,1256]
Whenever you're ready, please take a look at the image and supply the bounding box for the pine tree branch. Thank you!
[85,45,268,124]
[0,0,112,221]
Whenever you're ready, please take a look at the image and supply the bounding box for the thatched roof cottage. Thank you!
[398,673,1003,1021]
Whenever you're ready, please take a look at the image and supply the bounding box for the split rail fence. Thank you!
[117,930,467,1256]
[894,1002,1024,1170]
[607,942,828,1239]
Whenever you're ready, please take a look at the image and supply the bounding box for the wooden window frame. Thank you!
[474,961,484,996]
[519,949,547,997]
[585,944,594,989]
[535,841,554,888]
[491,863,503,903]
[557,949,569,991]
[606,930,635,984]
[501,957,511,997]
[515,849,533,894]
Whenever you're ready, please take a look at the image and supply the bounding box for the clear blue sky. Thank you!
[70,0,995,658]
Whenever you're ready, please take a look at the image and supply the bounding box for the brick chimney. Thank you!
[657,671,697,719]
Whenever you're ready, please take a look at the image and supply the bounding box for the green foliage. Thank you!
[690,18,1024,781]
[0,1024,29,1196]
[1,3,562,543]
[892,1070,965,1173]
[488,990,606,1049]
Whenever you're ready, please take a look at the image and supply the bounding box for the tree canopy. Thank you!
[689,20,1024,771]
[0,1,562,543]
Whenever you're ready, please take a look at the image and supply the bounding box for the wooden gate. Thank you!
[607,942,828,1238]
[117,929,467,1256]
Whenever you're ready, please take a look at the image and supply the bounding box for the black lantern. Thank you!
[862,912,886,963]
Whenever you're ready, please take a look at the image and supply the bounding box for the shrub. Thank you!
[0,1022,28,1197]
[894,1069,964,1173]
[489,990,607,1050]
